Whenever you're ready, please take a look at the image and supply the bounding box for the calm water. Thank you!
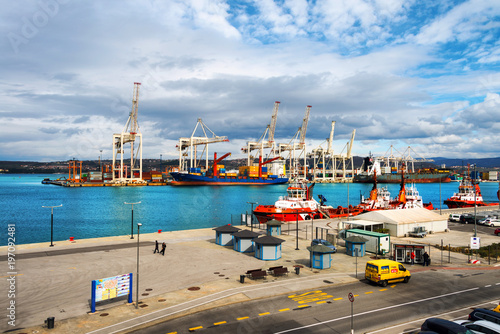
[1,174,499,246]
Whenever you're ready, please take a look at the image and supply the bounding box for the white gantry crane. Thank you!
[333,129,356,182]
[278,105,311,181]
[177,118,228,172]
[241,101,283,174]
[309,121,336,182]
[112,82,144,184]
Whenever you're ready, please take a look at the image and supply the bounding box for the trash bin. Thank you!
[46,317,55,329]
[240,274,245,283]
[295,267,300,275]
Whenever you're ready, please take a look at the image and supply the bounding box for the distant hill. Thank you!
[430,157,500,169]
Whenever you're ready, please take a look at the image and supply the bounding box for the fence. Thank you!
[433,240,499,265]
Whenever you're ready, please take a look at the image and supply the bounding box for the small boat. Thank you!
[444,167,498,208]
[388,167,434,210]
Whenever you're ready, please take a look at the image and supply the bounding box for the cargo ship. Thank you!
[169,153,288,186]
[353,156,451,183]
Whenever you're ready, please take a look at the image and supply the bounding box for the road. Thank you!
[129,268,500,334]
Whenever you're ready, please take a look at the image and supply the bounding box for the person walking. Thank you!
[160,242,166,256]
[423,251,430,266]
[153,240,159,254]
[410,251,415,265]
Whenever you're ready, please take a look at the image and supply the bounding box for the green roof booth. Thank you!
[232,230,260,253]
[266,219,283,236]
[307,244,335,269]
[345,235,368,257]
[254,235,285,261]
[213,225,240,246]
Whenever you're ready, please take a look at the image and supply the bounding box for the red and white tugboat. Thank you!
[357,171,392,211]
[389,166,434,210]
[444,166,497,208]
[253,181,326,223]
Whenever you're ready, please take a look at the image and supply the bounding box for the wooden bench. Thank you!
[250,270,267,279]
[245,269,262,276]
[271,267,288,276]
[267,266,283,273]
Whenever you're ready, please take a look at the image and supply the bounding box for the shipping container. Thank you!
[345,229,390,255]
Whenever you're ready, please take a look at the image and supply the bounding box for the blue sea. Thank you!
[1,174,499,246]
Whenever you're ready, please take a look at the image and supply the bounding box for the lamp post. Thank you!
[473,164,477,238]
[160,154,162,173]
[295,209,299,250]
[136,222,142,309]
[125,202,141,239]
[42,204,63,247]
[100,149,103,173]
[247,201,257,232]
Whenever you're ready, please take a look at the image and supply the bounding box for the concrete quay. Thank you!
[1,216,499,334]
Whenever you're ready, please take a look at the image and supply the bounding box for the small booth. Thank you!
[266,219,283,236]
[254,235,285,261]
[232,230,260,253]
[307,244,335,269]
[345,235,368,257]
[213,225,240,246]
[393,243,427,264]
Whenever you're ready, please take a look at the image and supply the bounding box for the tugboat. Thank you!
[444,166,498,208]
[389,165,434,210]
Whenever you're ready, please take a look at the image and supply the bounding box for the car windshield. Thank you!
[322,241,333,246]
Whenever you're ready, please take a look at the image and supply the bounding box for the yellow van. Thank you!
[365,259,411,287]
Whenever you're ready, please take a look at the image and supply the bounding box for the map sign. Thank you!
[91,273,132,313]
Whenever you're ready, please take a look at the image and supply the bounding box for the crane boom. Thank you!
[299,105,311,145]
[268,101,280,143]
[347,129,356,158]
[327,121,335,154]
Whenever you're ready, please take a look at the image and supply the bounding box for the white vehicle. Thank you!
[449,214,461,222]
[488,219,500,227]
[455,319,500,333]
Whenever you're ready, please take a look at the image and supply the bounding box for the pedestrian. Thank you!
[423,251,429,266]
[410,251,415,265]
[160,242,166,256]
[153,240,159,254]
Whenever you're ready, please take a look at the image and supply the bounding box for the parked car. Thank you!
[495,228,500,236]
[449,214,461,222]
[460,214,476,224]
[468,308,500,325]
[455,319,500,334]
[311,239,337,253]
[487,219,500,227]
[479,218,492,225]
[421,318,474,333]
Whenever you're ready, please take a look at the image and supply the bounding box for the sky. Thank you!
[1,0,500,162]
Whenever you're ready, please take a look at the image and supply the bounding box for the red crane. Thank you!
[212,152,231,177]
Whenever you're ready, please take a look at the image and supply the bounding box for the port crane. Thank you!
[278,105,311,181]
[242,101,282,174]
[333,129,356,182]
[177,119,228,172]
[309,121,336,182]
[112,82,144,183]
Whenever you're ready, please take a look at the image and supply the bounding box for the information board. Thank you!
[91,273,132,313]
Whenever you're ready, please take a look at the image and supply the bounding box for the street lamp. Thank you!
[247,201,257,232]
[160,154,162,173]
[42,204,63,247]
[473,164,477,237]
[124,202,141,239]
[100,149,103,173]
[295,209,299,250]
[136,222,142,309]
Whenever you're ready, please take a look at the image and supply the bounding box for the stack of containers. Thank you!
[89,171,102,183]
[217,165,225,176]
[261,166,268,178]
[151,171,162,182]
[239,166,259,177]
[103,172,113,183]
[189,167,202,175]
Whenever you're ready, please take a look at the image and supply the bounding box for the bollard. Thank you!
[158,229,162,233]
[240,274,245,283]
[295,267,300,275]
[45,317,55,329]
[69,237,74,242]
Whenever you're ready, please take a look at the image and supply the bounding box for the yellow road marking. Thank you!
[298,305,309,308]
[354,295,359,297]
[379,289,388,291]
[279,308,290,312]
[259,312,270,316]
[237,316,249,321]
[214,321,226,326]
[167,332,177,334]
[391,285,396,288]
[365,291,373,294]
[188,326,203,331]
[68,267,76,270]
[333,297,343,301]
[316,301,327,305]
